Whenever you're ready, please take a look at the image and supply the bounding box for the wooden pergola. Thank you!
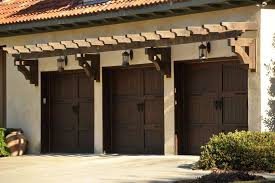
[3,22,257,86]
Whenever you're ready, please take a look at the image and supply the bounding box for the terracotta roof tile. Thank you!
[0,0,186,25]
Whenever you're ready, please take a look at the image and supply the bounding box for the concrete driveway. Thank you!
[0,155,274,183]
[0,155,209,183]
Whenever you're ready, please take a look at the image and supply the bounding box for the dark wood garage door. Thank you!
[175,60,248,155]
[104,66,164,154]
[41,71,94,153]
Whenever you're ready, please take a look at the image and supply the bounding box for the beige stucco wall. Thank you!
[0,6,262,153]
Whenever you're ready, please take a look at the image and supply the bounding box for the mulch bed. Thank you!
[177,171,268,183]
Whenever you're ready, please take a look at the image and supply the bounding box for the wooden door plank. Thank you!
[143,68,164,154]
[110,68,144,154]
[221,63,248,132]
[184,63,221,154]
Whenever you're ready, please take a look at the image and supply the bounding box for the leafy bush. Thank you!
[197,131,275,171]
[0,128,10,157]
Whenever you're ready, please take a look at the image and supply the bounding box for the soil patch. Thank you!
[177,171,267,183]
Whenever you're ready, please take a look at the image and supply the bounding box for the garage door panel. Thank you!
[113,124,143,153]
[222,63,248,129]
[49,71,94,153]
[144,69,163,95]
[79,102,93,129]
[78,74,94,98]
[114,120,140,129]
[113,119,141,146]
[112,69,141,97]
[222,124,248,133]
[53,75,76,99]
[144,98,164,154]
[186,63,220,94]
[78,132,93,153]
[223,96,247,126]
[185,63,220,154]
[188,124,219,154]
[145,99,163,125]
[113,124,141,135]
[182,62,248,155]
[145,129,163,154]
[112,99,140,122]
[109,67,164,154]
[52,131,77,153]
[223,64,248,92]
[188,96,219,125]
[52,103,75,130]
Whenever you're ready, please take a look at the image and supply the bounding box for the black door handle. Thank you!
[214,100,219,110]
[72,103,79,113]
[219,98,223,110]
[137,103,145,112]
[137,103,141,112]
[214,98,223,110]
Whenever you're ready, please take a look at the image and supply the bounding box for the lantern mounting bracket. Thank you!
[145,47,171,78]
[14,58,38,86]
[228,38,256,71]
[76,54,100,82]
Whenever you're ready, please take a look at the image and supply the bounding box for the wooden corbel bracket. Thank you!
[76,54,100,82]
[145,47,171,78]
[14,59,38,86]
[228,38,256,71]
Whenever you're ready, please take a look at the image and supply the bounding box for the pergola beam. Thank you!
[3,22,257,59]
[12,31,243,59]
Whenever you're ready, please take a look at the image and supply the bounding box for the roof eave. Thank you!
[0,0,258,37]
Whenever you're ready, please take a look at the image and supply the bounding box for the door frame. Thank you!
[102,64,164,154]
[41,71,50,153]
[174,56,247,155]
[41,69,92,153]
[0,47,6,128]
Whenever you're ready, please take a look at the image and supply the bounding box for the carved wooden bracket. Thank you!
[145,47,171,78]
[76,54,100,82]
[14,59,38,86]
[228,38,256,71]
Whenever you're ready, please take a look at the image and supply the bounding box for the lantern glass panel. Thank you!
[122,51,130,66]
[199,43,207,60]
[57,57,65,72]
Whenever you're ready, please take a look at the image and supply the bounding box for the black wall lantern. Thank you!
[199,42,211,60]
[122,49,133,66]
[57,55,68,72]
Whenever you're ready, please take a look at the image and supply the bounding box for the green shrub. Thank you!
[0,128,9,157]
[197,131,275,171]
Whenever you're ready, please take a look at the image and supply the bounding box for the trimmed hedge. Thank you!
[0,128,9,157]
[197,131,275,171]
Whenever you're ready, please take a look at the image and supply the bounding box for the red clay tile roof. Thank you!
[0,0,186,25]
